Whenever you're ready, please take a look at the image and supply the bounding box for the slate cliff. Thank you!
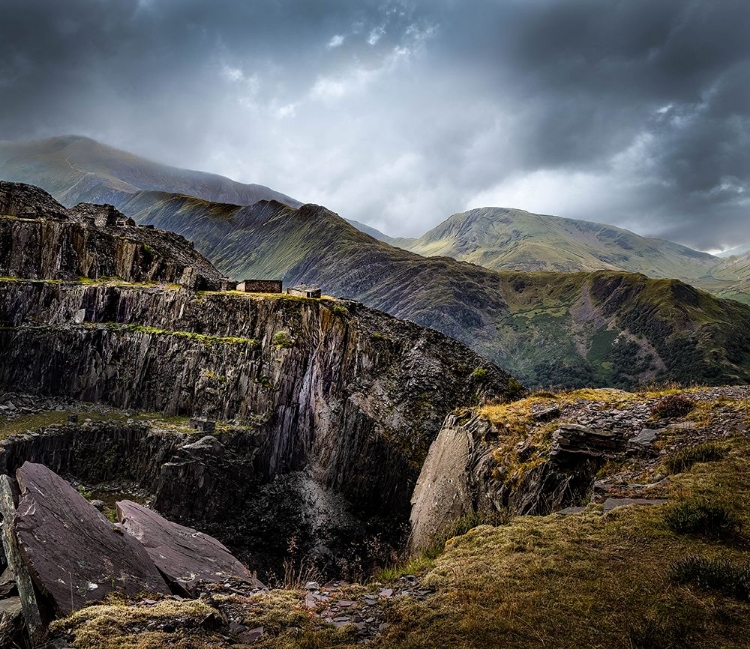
[0,181,518,576]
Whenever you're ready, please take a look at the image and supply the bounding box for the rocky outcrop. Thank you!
[117,500,264,595]
[0,181,223,288]
[0,181,68,220]
[410,415,629,552]
[12,463,171,615]
[410,386,750,553]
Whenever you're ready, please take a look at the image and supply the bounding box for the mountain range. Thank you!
[1,135,749,388]
[353,207,749,304]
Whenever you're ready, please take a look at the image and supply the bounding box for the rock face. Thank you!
[0,421,180,488]
[12,462,170,614]
[0,181,223,288]
[117,500,264,595]
[0,182,520,578]
[409,414,483,552]
[410,404,632,552]
[0,282,515,537]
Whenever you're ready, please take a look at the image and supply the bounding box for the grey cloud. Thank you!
[0,0,748,248]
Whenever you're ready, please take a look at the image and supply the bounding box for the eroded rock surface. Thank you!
[0,181,223,288]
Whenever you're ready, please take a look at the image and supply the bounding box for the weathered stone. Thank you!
[409,414,486,553]
[533,406,560,422]
[116,500,264,595]
[13,463,170,614]
[602,498,668,513]
[188,418,217,434]
[550,424,625,459]
[629,428,662,448]
[0,568,17,598]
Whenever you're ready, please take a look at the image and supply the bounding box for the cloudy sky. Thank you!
[1,0,749,250]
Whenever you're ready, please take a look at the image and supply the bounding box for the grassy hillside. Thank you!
[704,252,750,305]
[0,135,301,208]
[396,207,750,304]
[401,207,714,277]
[114,192,750,389]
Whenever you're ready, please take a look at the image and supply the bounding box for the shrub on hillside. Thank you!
[669,555,750,600]
[650,394,695,419]
[665,442,727,474]
[663,498,741,539]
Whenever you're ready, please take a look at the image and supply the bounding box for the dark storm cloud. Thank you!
[0,0,748,249]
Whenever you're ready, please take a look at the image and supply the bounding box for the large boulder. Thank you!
[117,500,264,595]
[12,462,170,614]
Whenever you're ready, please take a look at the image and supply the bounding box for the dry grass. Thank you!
[50,599,226,649]
[369,436,750,649]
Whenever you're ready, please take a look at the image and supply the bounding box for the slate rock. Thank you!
[533,406,560,422]
[116,500,264,595]
[629,428,663,448]
[602,497,668,513]
[0,596,24,646]
[13,462,170,614]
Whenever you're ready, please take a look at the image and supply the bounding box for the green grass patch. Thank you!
[669,555,750,600]
[665,442,728,474]
[103,323,259,347]
[663,497,742,539]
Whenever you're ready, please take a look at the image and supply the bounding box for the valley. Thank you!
[2,137,749,390]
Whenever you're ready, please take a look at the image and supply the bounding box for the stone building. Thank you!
[236,279,282,293]
[286,285,322,299]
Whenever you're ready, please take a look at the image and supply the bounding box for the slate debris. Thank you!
[12,462,171,614]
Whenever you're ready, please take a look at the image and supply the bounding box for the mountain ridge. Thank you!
[0,135,302,209]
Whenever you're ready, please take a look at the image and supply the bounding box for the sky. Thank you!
[1,0,749,250]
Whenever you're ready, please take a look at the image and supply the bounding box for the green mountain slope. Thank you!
[0,135,301,209]
[705,252,750,304]
[114,191,750,389]
[400,207,716,277]
[395,207,750,304]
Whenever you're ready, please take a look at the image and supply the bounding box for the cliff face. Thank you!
[0,279,516,574]
[0,180,521,577]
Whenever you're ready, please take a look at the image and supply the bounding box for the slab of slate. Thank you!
[602,497,668,513]
[116,500,264,595]
[13,462,170,614]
